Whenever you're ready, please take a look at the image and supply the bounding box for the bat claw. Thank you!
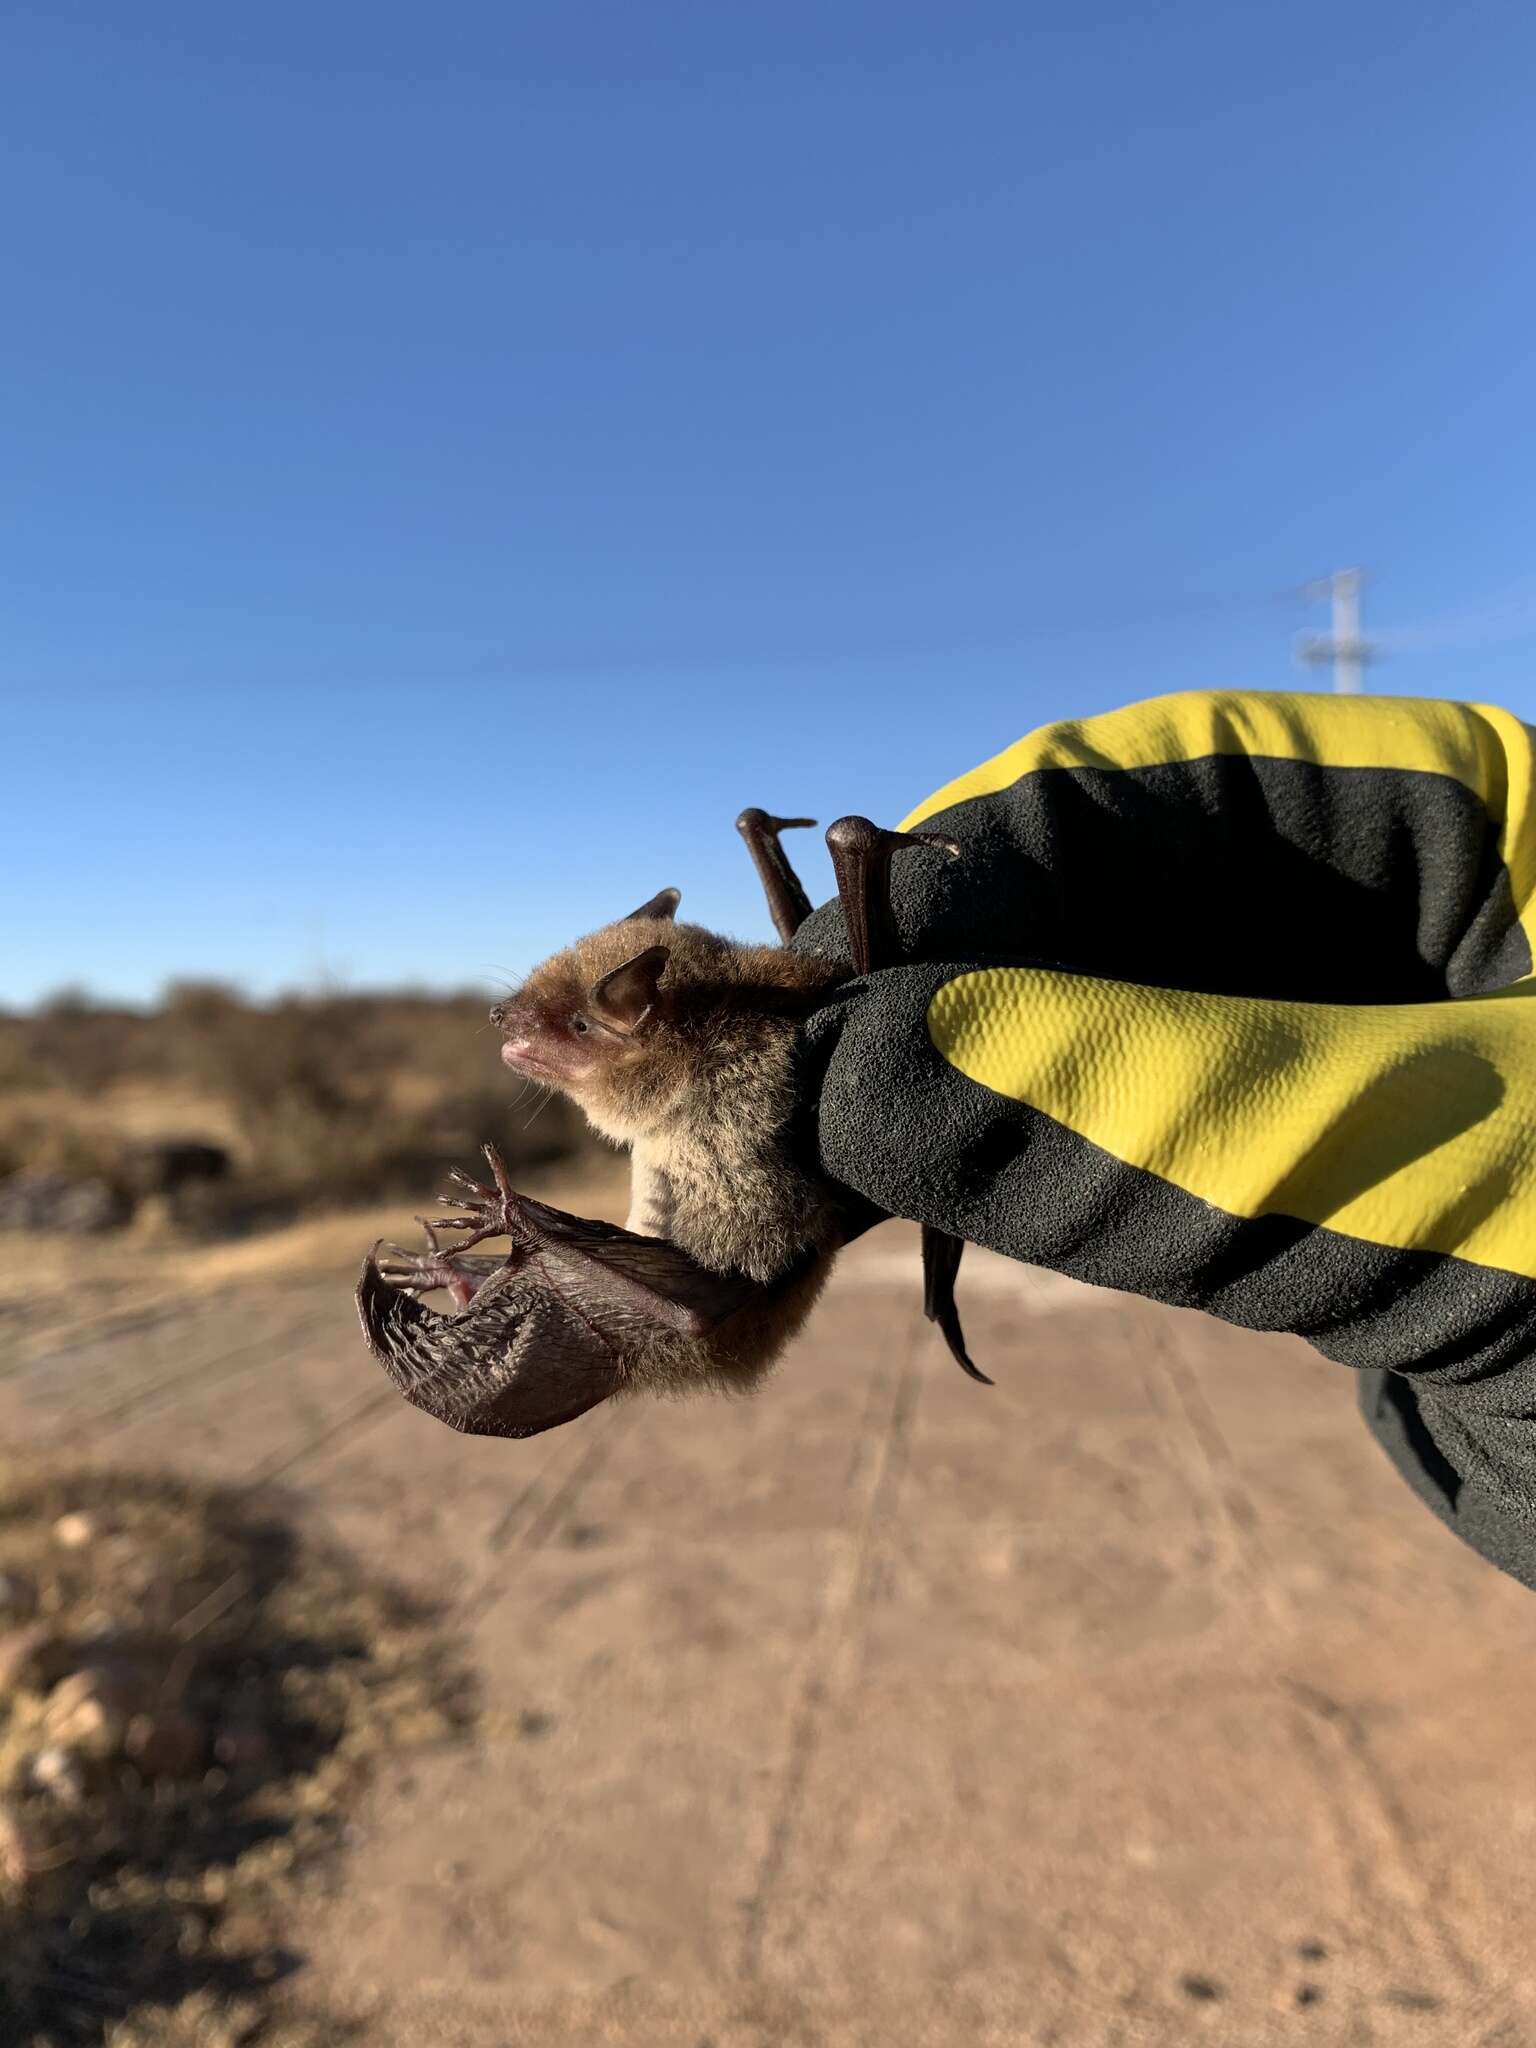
[482,1142,516,1200]
[421,1150,538,1260]
[369,1215,505,1308]
[736,808,818,940]
[921,1227,992,1386]
[953,1352,995,1386]
[375,1238,466,1299]
[736,808,816,834]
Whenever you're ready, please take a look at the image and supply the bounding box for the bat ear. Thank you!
[622,888,680,922]
[588,944,669,1034]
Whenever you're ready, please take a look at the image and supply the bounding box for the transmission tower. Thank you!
[1298,568,1375,693]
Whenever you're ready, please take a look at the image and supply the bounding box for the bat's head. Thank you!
[490,887,840,1143]
[491,887,690,1099]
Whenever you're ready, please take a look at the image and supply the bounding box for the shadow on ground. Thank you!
[0,1463,476,2047]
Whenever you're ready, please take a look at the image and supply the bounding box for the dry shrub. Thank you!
[0,1112,136,1188]
[0,985,597,1225]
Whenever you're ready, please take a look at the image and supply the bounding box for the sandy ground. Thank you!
[3,1177,1534,2046]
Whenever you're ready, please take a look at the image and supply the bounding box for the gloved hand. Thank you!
[793,688,1536,1590]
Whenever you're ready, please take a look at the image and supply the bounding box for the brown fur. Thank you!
[622,1255,833,1400]
[497,915,847,1285]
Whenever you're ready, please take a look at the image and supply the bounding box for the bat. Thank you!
[356,812,981,1437]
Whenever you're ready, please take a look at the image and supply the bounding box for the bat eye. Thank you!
[572,1016,590,1035]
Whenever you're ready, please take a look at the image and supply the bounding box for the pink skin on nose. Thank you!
[500,1039,555,1077]
[500,1034,600,1087]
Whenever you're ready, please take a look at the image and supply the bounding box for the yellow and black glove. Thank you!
[795,689,1536,1591]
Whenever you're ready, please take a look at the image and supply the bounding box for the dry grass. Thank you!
[0,985,599,1235]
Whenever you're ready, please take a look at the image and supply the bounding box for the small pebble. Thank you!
[30,1745,86,1806]
[52,1512,97,1549]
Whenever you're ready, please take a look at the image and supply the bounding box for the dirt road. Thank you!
[3,1205,1532,2046]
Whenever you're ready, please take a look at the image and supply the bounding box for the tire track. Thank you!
[1141,1307,1497,2019]
[235,1384,405,1491]
[1137,1312,1280,1612]
[1283,1678,1487,2006]
[37,1308,344,1441]
[0,1293,212,1377]
[736,1309,925,1982]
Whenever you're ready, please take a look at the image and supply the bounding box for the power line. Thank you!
[341,584,1301,686]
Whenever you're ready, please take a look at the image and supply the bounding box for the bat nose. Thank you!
[489,1002,507,1030]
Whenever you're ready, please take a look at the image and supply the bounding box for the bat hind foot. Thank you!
[427,1144,548,1260]
[375,1219,489,1310]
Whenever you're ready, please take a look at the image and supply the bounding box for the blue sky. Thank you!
[4,2,1534,1007]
